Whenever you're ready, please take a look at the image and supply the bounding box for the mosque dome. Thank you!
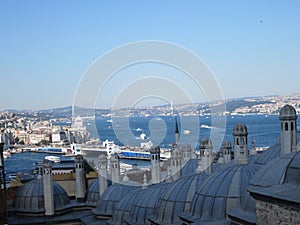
[250,150,300,189]
[254,142,281,165]
[125,182,172,225]
[181,159,198,176]
[148,173,209,225]
[180,163,260,224]
[86,178,112,205]
[233,123,248,136]
[107,188,145,225]
[13,178,70,214]
[279,104,297,120]
[93,180,141,218]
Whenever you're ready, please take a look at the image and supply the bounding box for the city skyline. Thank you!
[1,1,300,110]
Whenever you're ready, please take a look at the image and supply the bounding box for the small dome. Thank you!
[86,178,112,205]
[149,173,209,225]
[279,104,297,120]
[93,181,141,218]
[222,140,232,149]
[200,138,213,149]
[13,178,70,213]
[74,154,84,163]
[150,146,160,154]
[180,163,260,224]
[98,153,108,162]
[110,153,120,162]
[233,123,248,136]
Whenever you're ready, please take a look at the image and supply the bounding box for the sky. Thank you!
[0,0,300,110]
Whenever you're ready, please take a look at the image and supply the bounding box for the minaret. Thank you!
[175,117,179,146]
[279,104,298,156]
[75,155,86,202]
[98,154,108,197]
[233,123,248,164]
[110,153,120,184]
[200,138,213,173]
[222,140,232,164]
[170,145,182,180]
[182,144,192,163]
[43,160,54,216]
[250,139,257,155]
[150,146,161,184]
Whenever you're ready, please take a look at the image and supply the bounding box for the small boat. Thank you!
[183,130,190,135]
[45,156,61,163]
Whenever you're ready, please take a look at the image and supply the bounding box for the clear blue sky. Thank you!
[0,0,299,110]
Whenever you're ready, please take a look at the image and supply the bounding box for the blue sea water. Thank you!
[4,114,300,180]
[87,114,295,148]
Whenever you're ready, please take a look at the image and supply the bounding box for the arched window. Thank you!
[285,122,288,131]
[291,122,294,130]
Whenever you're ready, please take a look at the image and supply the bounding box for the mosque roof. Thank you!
[125,182,173,225]
[86,178,112,205]
[107,188,145,225]
[250,151,300,204]
[254,142,281,165]
[13,178,70,214]
[148,172,209,225]
[180,163,260,224]
[93,180,141,218]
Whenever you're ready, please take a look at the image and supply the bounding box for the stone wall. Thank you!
[256,199,300,225]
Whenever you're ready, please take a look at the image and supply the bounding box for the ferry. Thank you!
[45,156,61,163]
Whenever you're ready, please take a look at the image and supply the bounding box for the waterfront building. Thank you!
[4,104,300,225]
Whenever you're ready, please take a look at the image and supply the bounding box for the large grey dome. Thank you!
[279,104,297,120]
[93,181,141,218]
[180,163,260,224]
[250,150,300,189]
[107,188,145,225]
[254,142,281,165]
[13,178,70,213]
[125,182,172,225]
[86,178,112,206]
[148,173,209,225]
[181,159,198,176]
[233,123,248,136]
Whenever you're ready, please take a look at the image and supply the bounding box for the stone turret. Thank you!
[110,153,120,184]
[182,144,192,163]
[43,160,54,216]
[98,154,108,196]
[170,145,182,180]
[200,138,213,173]
[233,123,248,164]
[150,146,161,184]
[279,104,298,156]
[75,155,86,202]
[222,140,232,163]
